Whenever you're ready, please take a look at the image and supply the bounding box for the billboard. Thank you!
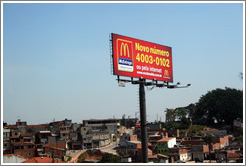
[112,33,173,82]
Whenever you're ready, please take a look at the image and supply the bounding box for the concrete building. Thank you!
[83,118,121,136]
[12,134,35,159]
[81,129,110,149]
[149,154,169,163]
[191,145,209,162]
[81,118,121,149]
[3,128,11,154]
[119,133,138,147]
[169,146,191,162]
[156,137,176,155]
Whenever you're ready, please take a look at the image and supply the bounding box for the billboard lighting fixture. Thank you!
[116,76,191,89]
[167,83,191,89]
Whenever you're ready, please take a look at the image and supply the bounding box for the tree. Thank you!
[204,134,215,162]
[164,108,176,122]
[194,87,243,127]
[175,107,188,120]
[187,125,205,136]
[185,103,197,125]
[164,107,191,129]
[175,107,191,128]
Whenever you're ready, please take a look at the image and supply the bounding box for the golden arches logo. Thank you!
[120,43,130,58]
[164,70,169,77]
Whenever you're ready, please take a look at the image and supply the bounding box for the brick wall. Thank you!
[13,144,35,159]
[219,136,229,148]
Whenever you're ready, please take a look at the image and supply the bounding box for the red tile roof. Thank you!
[48,143,66,149]
[13,141,34,146]
[157,137,175,142]
[227,153,242,158]
[137,143,152,149]
[137,147,152,153]
[22,157,65,163]
[149,153,169,159]
[10,136,20,139]
[158,154,169,158]
[20,134,32,137]
[7,125,17,129]
[27,124,48,128]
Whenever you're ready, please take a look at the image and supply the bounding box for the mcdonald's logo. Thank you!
[117,39,133,72]
[120,43,130,57]
[164,70,169,77]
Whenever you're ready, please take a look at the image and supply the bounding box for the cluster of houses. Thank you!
[2,118,243,163]
[118,122,243,163]
[2,118,129,163]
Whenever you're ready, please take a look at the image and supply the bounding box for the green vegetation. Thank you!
[163,107,191,130]
[186,125,205,136]
[99,153,121,163]
[77,152,88,163]
[66,156,72,162]
[163,87,243,129]
[194,87,243,126]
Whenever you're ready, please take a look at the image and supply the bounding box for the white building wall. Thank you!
[3,155,26,163]
[180,153,188,161]
[167,138,176,148]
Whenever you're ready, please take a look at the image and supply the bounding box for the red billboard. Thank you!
[112,33,173,82]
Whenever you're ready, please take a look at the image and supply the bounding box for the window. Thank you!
[15,146,20,149]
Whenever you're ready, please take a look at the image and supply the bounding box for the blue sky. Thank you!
[2,2,244,124]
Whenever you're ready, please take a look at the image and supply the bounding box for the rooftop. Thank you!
[157,137,175,142]
[22,157,65,163]
[149,153,169,159]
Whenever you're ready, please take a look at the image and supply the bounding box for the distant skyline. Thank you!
[2,2,244,125]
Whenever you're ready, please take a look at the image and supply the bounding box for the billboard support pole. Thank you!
[111,34,191,163]
[139,78,148,163]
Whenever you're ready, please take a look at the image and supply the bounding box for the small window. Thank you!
[28,145,33,149]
